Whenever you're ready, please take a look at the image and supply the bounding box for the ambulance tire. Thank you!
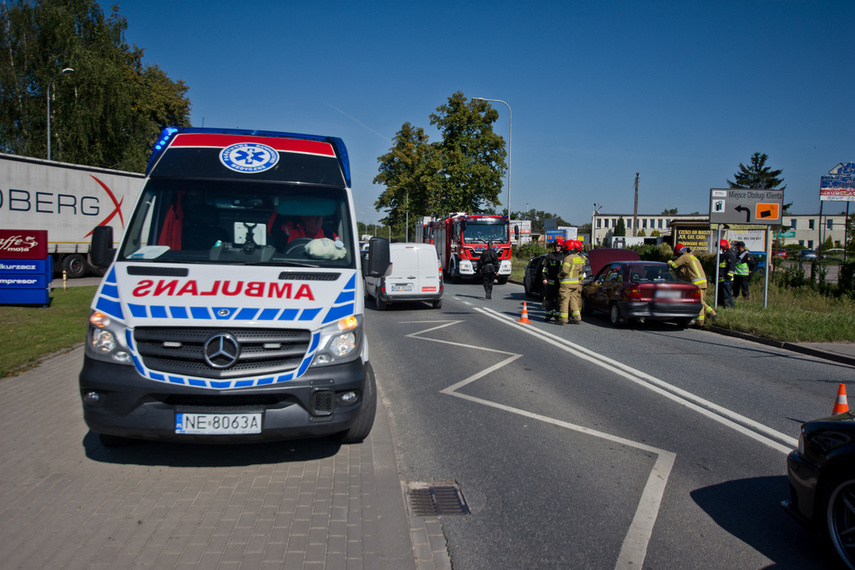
[336,363,377,444]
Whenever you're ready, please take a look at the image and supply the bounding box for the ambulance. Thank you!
[79,127,390,446]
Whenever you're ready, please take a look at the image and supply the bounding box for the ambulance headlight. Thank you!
[86,310,132,365]
[312,315,362,367]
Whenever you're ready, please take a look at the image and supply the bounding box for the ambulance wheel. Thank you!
[62,254,88,279]
[336,363,377,444]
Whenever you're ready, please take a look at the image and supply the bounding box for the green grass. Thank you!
[0,286,97,377]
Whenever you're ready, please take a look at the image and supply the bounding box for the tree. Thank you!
[614,217,626,236]
[511,209,568,233]
[727,152,786,190]
[0,0,191,171]
[661,208,678,215]
[373,122,440,229]
[428,91,507,213]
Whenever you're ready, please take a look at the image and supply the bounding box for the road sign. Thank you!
[820,162,855,202]
[709,188,785,225]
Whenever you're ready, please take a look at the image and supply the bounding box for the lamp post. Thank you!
[473,97,511,222]
[47,67,74,161]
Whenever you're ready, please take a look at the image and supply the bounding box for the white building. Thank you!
[591,212,850,250]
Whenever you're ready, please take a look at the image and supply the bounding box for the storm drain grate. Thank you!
[407,482,470,516]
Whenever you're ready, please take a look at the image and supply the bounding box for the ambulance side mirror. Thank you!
[90,226,115,268]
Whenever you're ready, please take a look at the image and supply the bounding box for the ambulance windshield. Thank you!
[119,179,355,268]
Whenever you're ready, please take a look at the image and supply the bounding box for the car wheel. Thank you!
[376,296,387,310]
[609,304,623,327]
[62,254,88,279]
[432,298,442,309]
[822,468,855,570]
[676,317,692,329]
[524,279,532,297]
[335,362,377,444]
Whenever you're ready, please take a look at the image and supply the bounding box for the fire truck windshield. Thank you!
[462,221,509,243]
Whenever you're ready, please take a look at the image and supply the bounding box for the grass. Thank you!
[0,286,96,378]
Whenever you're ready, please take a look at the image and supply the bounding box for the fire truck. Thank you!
[416,213,512,283]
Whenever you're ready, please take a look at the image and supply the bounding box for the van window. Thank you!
[119,179,355,268]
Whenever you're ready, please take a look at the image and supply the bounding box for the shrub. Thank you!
[515,242,547,259]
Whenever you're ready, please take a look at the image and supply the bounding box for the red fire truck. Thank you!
[416,213,512,283]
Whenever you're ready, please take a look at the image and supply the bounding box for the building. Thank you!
[591,212,850,250]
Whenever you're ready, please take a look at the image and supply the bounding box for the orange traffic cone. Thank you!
[833,383,849,415]
[517,302,531,323]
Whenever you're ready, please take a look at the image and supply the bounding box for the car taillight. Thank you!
[626,286,642,300]
[692,288,700,300]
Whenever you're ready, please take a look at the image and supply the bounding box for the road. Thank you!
[367,280,855,569]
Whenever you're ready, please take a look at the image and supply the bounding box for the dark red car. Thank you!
[581,250,701,328]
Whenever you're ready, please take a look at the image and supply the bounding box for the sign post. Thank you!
[709,188,785,309]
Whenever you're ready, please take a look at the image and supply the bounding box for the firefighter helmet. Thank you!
[720,239,730,249]
[573,240,584,251]
[554,238,564,248]
[674,243,686,254]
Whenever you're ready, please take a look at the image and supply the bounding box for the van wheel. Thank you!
[376,296,387,310]
[62,254,88,279]
[336,363,377,444]
[432,298,442,309]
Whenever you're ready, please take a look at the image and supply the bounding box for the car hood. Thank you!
[587,248,641,276]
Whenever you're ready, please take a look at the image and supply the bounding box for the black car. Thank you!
[523,255,546,298]
[783,411,855,569]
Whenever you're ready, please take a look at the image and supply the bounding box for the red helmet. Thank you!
[674,243,686,254]
[554,238,564,247]
[720,239,730,249]
[574,240,584,251]
[562,240,575,252]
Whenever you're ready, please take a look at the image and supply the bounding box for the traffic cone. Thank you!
[517,302,531,323]
[833,383,849,415]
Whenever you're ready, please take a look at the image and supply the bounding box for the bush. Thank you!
[515,242,547,260]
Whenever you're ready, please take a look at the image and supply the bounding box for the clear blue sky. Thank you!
[111,0,853,226]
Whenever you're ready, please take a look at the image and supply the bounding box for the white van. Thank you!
[365,242,442,309]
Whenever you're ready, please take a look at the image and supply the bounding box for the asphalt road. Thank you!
[366,280,855,569]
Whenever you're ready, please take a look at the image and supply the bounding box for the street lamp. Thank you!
[472,97,511,221]
[47,67,74,161]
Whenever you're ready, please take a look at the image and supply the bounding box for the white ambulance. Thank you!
[79,127,390,446]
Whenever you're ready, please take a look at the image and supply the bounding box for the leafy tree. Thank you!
[511,209,568,233]
[614,217,626,236]
[373,122,440,229]
[428,91,507,213]
[661,208,678,215]
[727,152,786,190]
[0,0,191,171]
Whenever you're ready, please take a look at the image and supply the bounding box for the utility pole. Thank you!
[632,172,639,237]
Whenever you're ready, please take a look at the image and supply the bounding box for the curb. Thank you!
[708,325,855,368]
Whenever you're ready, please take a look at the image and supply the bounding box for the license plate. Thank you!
[391,283,413,292]
[655,290,681,299]
[175,413,262,435]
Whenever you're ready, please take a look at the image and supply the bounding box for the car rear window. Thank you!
[628,264,678,282]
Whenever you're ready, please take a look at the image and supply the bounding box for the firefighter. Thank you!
[479,240,499,299]
[542,238,566,322]
[556,240,585,325]
[718,239,735,308]
[668,243,716,326]
[732,241,753,299]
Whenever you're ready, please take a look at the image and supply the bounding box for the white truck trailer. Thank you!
[0,153,143,278]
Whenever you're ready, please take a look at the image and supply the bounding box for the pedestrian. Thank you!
[479,240,499,299]
[542,238,566,322]
[717,239,735,308]
[556,240,585,325]
[732,241,753,299]
[668,243,716,326]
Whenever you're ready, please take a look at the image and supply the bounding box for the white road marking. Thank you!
[405,319,675,569]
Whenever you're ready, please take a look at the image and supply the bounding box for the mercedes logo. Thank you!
[203,333,240,369]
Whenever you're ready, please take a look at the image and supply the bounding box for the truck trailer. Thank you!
[0,153,143,278]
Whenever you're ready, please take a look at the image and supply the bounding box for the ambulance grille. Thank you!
[133,327,312,379]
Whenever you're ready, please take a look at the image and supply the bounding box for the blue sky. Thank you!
[112,0,853,226]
